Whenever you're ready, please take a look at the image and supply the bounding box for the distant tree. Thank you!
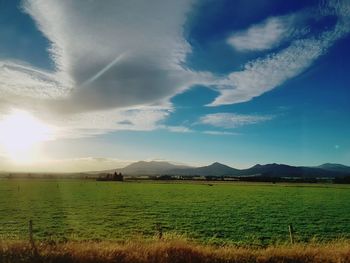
[114,171,124,181]
[96,171,123,182]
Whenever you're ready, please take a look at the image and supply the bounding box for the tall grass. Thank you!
[1,238,349,263]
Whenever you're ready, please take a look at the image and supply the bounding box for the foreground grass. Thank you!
[1,239,350,263]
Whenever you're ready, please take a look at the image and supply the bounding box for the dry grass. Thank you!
[1,239,350,263]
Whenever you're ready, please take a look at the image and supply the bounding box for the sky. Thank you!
[0,0,349,172]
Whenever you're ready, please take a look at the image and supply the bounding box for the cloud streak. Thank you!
[0,60,69,99]
[202,130,239,136]
[210,0,350,106]
[200,113,275,129]
[47,107,170,139]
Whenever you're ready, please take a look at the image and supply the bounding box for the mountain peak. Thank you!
[210,162,226,166]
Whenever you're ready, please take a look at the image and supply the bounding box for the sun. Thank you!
[0,110,53,163]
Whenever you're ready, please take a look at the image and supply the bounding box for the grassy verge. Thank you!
[1,239,350,263]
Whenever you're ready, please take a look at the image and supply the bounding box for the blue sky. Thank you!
[0,0,349,171]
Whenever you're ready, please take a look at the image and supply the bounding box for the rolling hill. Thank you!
[168,162,241,176]
[118,161,192,175]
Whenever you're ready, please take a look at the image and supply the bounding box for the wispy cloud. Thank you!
[200,113,275,129]
[210,37,327,105]
[48,106,172,139]
[36,106,195,139]
[227,14,303,52]
[202,130,239,136]
[0,61,70,99]
[210,0,350,106]
[162,125,193,133]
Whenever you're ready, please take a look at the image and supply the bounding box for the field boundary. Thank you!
[1,239,350,263]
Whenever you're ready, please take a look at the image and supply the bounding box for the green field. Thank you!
[0,179,350,245]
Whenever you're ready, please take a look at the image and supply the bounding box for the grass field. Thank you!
[0,179,350,245]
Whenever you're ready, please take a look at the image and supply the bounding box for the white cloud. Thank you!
[211,37,326,105]
[18,0,208,113]
[0,0,209,111]
[0,0,218,139]
[46,106,172,139]
[227,14,300,52]
[211,0,350,106]
[161,125,193,133]
[29,106,193,139]
[200,113,275,129]
[0,61,69,99]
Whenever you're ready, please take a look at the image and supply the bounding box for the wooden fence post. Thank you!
[156,223,163,240]
[29,220,39,258]
[29,220,34,246]
[288,224,294,244]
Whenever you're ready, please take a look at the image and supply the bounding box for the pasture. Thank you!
[0,179,349,245]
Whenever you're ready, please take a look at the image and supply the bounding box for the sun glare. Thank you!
[0,110,53,163]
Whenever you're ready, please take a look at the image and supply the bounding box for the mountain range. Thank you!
[111,161,350,178]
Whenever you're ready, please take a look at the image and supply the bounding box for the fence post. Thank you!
[29,219,39,258]
[29,220,34,246]
[156,223,163,240]
[288,224,294,244]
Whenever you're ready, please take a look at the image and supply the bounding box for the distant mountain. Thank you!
[239,163,344,178]
[317,163,350,173]
[168,162,349,178]
[168,162,240,176]
[95,160,350,178]
[118,161,192,175]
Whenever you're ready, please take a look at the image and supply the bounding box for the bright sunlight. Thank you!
[0,110,53,163]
